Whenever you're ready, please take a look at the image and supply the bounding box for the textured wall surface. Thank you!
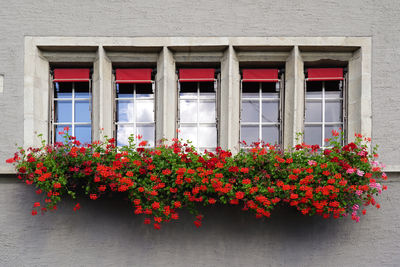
[0,0,399,266]
[0,0,399,166]
[0,175,399,267]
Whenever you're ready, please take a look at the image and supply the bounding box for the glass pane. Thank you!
[74,82,90,98]
[75,125,91,144]
[117,100,134,123]
[262,126,279,144]
[180,100,197,123]
[117,125,135,146]
[136,100,154,122]
[54,82,72,98]
[242,100,259,122]
[242,82,259,98]
[75,101,91,122]
[180,82,197,93]
[55,101,72,123]
[241,125,259,145]
[306,91,322,98]
[325,101,342,122]
[325,81,341,92]
[262,101,279,122]
[137,125,155,146]
[55,125,72,142]
[305,101,322,122]
[136,83,153,98]
[325,125,343,146]
[116,84,134,98]
[325,91,342,99]
[198,126,217,148]
[199,82,215,93]
[179,126,197,147]
[304,125,322,146]
[262,82,279,98]
[199,101,215,123]
[306,81,323,92]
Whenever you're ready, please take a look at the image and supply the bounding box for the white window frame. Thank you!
[50,79,92,143]
[240,75,284,148]
[177,79,218,151]
[304,77,346,148]
[113,80,156,147]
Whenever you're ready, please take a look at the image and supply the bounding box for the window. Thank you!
[51,68,92,143]
[178,68,218,151]
[114,69,155,147]
[304,68,346,147]
[24,37,371,157]
[240,69,283,147]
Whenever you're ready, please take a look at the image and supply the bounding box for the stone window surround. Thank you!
[24,36,371,156]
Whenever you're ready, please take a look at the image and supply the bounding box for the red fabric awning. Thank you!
[179,69,215,82]
[242,69,279,82]
[115,69,153,84]
[307,68,344,81]
[53,69,90,82]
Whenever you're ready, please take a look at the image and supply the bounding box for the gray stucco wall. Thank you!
[0,174,399,267]
[0,0,399,266]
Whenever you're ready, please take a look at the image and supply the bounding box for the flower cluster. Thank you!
[7,129,387,229]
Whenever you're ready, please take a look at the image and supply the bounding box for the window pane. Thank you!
[261,82,279,98]
[180,82,197,93]
[262,126,279,144]
[117,100,134,122]
[262,101,279,122]
[325,101,342,122]
[304,125,322,146]
[75,125,91,144]
[242,100,259,122]
[199,82,214,93]
[136,83,153,98]
[198,126,217,148]
[55,101,72,122]
[137,125,155,146]
[305,101,322,122]
[136,100,154,122]
[117,84,134,98]
[242,82,259,98]
[55,125,72,142]
[306,81,323,92]
[325,125,343,146]
[179,126,197,147]
[74,82,90,98]
[75,101,91,122]
[325,81,341,91]
[180,100,197,123]
[241,125,259,145]
[325,91,342,99]
[199,101,215,123]
[117,125,135,146]
[54,82,72,98]
[306,91,322,98]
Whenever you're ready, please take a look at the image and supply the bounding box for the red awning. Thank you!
[179,69,215,82]
[115,69,153,84]
[242,69,279,82]
[53,69,90,82]
[307,68,344,81]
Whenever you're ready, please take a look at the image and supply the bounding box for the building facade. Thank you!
[0,1,399,266]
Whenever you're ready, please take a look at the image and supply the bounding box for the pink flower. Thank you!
[357,170,364,177]
[355,190,363,196]
[352,204,359,211]
[346,168,355,174]
[307,160,317,166]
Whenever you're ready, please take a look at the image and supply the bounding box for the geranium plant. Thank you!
[7,128,387,229]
